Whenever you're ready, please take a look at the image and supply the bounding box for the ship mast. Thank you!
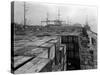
[58,9,60,20]
[24,2,26,29]
[46,12,49,25]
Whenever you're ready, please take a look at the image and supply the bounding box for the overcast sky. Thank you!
[14,1,98,33]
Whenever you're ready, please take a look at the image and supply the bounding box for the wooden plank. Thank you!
[23,48,43,56]
[48,39,59,43]
[25,58,50,73]
[40,43,55,60]
[23,47,48,57]
[14,56,24,62]
[14,36,58,51]
[14,46,36,56]
[24,37,54,47]
[15,57,50,74]
[60,44,66,55]
[37,50,48,58]
[14,56,32,69]
[41,43,53,48]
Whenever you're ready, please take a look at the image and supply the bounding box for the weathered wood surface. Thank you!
[47,39,59,44]
[14,46,48,57]
[14,56,32,69]
[15,57,50,74]
[40,43,55,60]
[14,36,57,51]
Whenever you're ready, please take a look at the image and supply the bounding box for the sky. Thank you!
[14,1,98,33]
